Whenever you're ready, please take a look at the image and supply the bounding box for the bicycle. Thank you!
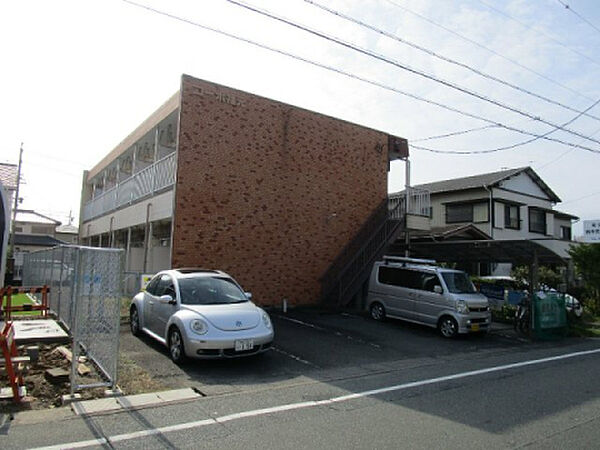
[514,295,531,335]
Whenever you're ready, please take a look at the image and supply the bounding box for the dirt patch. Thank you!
[1,344,166,413]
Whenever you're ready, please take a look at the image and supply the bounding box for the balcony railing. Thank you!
[389,187,430,218]
[82,152,176,222]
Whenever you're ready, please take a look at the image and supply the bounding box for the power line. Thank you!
[537,125,600,171]
[120,0,600,155]
[411,124,499,142]
[477,0,600,66]
[304,0,600,123]
[557,0,600,35]
[413,96,600,155]
[561,190,600,205]
[384,0,597,103]
[225,0,600,147]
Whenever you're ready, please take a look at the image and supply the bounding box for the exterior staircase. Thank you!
[320,198,406,308]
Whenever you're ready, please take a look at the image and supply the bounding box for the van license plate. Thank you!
[471,324,480,332]
[235,339,254,351]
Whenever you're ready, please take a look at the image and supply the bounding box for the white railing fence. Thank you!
[83,152,176,221]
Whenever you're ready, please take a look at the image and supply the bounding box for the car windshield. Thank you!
[442,272,477,294]
[178,276,248,305]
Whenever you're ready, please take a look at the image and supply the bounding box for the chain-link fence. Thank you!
[23,245,124,393]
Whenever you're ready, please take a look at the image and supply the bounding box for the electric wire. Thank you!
[225,0,600,147]
[537,125,600,171]
[561,190,600,206]
[477,0,600,66]
[411,124,500,142]
[557,0,600,35]
[120,0,600,155]
[304,0,600,122]
[384,0,597,103]
[413,96,600,155]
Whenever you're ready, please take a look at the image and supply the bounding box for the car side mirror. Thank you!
[159,294,176,305]
[433,285,443,294]
[245,292,253,300]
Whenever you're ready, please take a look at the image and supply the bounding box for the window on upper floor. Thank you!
[529,208,546,234]
[561,226,572,241]
[446,203,473,223]
[504,204,520,229]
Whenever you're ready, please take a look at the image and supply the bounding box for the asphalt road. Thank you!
[1,310,599,449]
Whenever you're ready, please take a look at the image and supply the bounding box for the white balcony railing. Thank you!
[389,187,430,219]
[82,152,176,222]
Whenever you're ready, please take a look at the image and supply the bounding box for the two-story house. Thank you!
[389,167,577,276]
[12,210,72,282]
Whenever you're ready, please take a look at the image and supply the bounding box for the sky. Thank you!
[1,0,599,236]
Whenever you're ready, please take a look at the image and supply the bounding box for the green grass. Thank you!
[2,293,42,316]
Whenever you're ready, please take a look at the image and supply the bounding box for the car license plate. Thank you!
[471,324,480,332]
[234,339,254,351]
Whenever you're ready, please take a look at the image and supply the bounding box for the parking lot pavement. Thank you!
[118,308,568,397]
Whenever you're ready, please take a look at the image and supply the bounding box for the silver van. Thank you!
[366,256,491,338]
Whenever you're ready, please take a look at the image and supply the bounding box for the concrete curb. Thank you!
[70,388,201,416]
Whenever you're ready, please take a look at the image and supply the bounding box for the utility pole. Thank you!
[8,143,24,259]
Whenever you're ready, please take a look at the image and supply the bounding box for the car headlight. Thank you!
[190,319,208,335]
[455,300,469,314]
[262,311,272,329]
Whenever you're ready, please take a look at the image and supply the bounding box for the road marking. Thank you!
[275,314,382,349]
[32,347,600,450]
[275,315,326,331]
[272,346,320,367]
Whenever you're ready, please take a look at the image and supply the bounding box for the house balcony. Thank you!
[389,187,431,231]
[82,152,176,222]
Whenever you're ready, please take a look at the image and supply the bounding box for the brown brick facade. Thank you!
[172,75,391,306]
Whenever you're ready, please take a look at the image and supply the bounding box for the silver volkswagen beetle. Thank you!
[129,268,274,363]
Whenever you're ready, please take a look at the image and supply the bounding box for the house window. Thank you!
[529,208,546,234]
[504,204,520,229]
[446,203,473,223]
[561,226,571,241]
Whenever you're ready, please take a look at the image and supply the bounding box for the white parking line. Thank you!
[32,347,600,450]
[272,346,320,367]
[275,314,381,349]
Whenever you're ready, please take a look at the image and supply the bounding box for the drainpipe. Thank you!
[482,184,494,277]
[483,184,494,239]
[143,203,152,273]
[405,158,411,257]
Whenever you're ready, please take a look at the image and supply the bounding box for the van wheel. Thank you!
[370,302,386,321]
[438,316,458,338]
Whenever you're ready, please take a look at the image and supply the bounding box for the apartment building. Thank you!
[79,74,410,305]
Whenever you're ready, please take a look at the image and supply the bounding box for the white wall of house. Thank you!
[497,172,549,199]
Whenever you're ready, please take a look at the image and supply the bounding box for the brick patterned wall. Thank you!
[172,75,390,306]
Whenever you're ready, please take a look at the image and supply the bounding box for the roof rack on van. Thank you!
[382,255,437,266]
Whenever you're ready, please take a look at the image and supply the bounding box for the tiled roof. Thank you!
[390,167,561,202]
[0,163,18,190]
[14,234,67,247]
[15,210,61,225]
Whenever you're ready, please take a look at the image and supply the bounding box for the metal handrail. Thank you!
[82,152,176,221]
[321,198,406,305]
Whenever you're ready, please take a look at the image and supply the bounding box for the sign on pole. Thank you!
[583,220,600,243]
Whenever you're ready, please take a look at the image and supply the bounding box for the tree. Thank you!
[511,265,562,290]
[569,243,600,312]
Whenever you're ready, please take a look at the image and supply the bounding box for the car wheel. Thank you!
[168,327,187,364]
[130,306,140,337]
[438,316,458,338]
[370,302,386,321]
